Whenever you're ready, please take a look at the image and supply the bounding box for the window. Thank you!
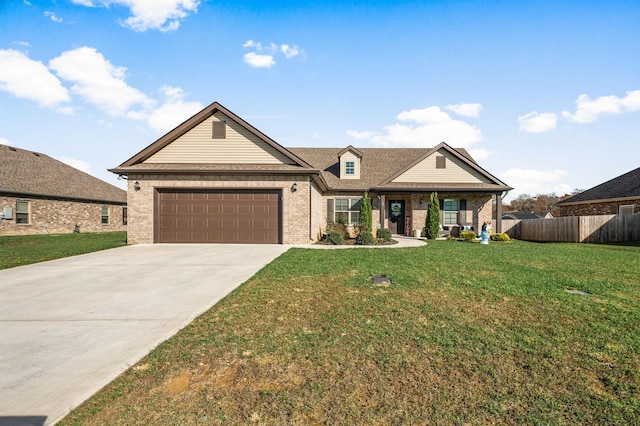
[334,198,362,225]
[619,205,635,215]
[436,156,446,169]
[442,199,458,225]
[345,161,355,175]
[101,206,109,224]
[16,200,29,224]
[122,207,128,225]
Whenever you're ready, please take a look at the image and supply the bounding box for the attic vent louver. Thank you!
[212,121,226,139]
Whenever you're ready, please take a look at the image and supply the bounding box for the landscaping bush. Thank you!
[356,231,375,245]
[376,228,392,242]
[326,231,344,245]
[460,231,477,241]
[326,221,348,240]
[425,192,440,239]
[490,233,511,241]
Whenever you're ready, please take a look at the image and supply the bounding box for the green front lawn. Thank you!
[62,240,640,425]
[0,232,127,270]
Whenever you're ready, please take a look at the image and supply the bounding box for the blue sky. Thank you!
[1,0,639,202]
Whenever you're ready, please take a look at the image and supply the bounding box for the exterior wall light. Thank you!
[291,182,298,192]
[134,181,141,191]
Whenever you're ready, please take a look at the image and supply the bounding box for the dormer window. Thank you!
[337,145,362,179]
[345,161,355,175]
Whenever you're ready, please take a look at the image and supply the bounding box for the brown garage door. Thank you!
[156,189,281,243]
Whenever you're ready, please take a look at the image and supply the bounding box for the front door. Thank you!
[388,200,405,235]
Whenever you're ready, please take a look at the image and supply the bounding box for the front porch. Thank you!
[377,192,503,237]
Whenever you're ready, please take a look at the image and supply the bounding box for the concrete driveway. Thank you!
[0,244,289,426]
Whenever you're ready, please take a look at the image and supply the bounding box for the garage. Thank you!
[155,189,281,243]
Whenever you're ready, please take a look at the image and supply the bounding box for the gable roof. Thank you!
[290,144,512,192]
[111,102,315,173]
[0,144,126,204]
[337,145,363,159]
[556,166,640,205]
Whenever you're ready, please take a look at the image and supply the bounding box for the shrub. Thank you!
[360,191,372,233]
[425,192,440,239]
[356,232,375,245]
[326,221,348,240]
[460,231,477,241]
[490,233,511,241]
[327,231,344,245]
[376,228,392,242]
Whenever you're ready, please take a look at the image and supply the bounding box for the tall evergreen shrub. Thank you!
[425,192,440,239]
[360,191,373,233]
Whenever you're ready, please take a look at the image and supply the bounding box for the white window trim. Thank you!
[334,198,362,225]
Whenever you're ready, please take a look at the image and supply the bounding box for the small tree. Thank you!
[425,192,440,239]
[360,191,373,233]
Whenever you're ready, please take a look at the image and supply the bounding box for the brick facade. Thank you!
[0,195,126,236]
[557,199,640,217]
[125,174,312,244]
[320,191,493,238]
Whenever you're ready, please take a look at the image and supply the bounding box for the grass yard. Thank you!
[0,232,127,270]
[61,240,640,425]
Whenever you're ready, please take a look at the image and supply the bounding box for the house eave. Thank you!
[556,195,640,207]
[0,190,127,205]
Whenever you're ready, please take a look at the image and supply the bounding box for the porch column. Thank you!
[495,192,503,233]
[380,194,386,229]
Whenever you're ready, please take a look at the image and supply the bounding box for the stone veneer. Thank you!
[125,174,312,244]
[0,195,126,236]
[557,199,640,217]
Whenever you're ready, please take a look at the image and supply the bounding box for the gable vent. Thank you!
[436,156,446,169]
[212,121,226,139]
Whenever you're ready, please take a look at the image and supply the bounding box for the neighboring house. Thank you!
[555,167,640,217]
[502,211,553,220]
[0,144,127,236]
[110,102,512,244]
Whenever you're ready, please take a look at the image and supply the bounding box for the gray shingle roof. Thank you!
[556,167,640,205]
[289,147,510,192]
[0,144,126,204]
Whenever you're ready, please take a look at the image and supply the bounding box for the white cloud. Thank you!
[562,90,640,123]
[243,52,276,69]
[0,49,70,109]
[499,168,572,202]
[44,11,63,22]
[347,105,483,148]
[518,111,557,133]
[146,86,204,132]
[71,0,200,32]
[0,136,10,146]
[242,40,303,68]
[445,103,482,118]
[467,148,492,161]
[57,156,92,174]
[49,46,154,117]
[281,44,301,59]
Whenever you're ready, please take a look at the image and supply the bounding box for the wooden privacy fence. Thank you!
[502,213,640,243]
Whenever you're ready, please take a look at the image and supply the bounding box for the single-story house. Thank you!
[555,167,640,217]
[110,102,512,244]
[0,144,127,236]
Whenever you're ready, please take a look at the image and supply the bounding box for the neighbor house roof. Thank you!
[502,211,544,220]
[0,144,127,204]
[556,166,640,206]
